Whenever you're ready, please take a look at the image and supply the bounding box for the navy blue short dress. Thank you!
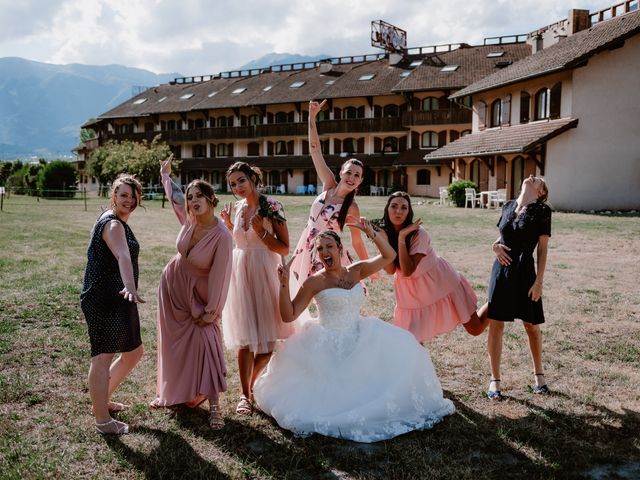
[487,200,551,325]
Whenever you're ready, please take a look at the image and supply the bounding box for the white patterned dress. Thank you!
[253,283,455,443]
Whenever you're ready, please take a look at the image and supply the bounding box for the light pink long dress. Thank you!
[222,198,294,353]
[393,227,477,343]
[154,173,233,405]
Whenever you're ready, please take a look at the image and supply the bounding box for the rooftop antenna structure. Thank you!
[371,20,407,65]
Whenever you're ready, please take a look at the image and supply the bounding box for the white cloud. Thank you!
[0,0,614,75]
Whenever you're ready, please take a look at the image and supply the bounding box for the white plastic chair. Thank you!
[464,188,481,208]
[307,184,316,195]
[296,185,307,195]
[278,184,286,194]
[439,186,449,206]
[490,188,507,208]
[369,185,380,196]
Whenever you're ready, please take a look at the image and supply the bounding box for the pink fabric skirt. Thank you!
[222,247,294,353]
[393,255,477,343]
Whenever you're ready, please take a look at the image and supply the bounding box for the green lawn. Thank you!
[1,193,639,479]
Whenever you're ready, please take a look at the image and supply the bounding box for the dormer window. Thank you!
[358,74,375,81]
[263,85,273,91]
[289,81,305,88]
[409,59,423,68]
[232,87,246,94]
[208,91,218,97]
[180,93,194,100]
[132,98,147,105]
[486,51,505,58]
[325,79,336,85]
[400,71,411,77]
[440,65,459,72]
[158,96,168,103]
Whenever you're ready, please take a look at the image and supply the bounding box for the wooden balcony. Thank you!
[402,109,472,126]
[317,117,405,134]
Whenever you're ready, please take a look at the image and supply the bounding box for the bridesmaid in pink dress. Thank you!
[290,100,374,293]
[220,162,292,416]
[380,192,487,342]
[151,156,233,430]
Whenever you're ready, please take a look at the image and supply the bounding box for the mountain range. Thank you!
[0,53,329,159]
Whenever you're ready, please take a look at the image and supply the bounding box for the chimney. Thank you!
[568,9,591,34]
[389,53,404,65]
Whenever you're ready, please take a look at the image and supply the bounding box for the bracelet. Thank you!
[261,230,268,240]
[367,231,377,240]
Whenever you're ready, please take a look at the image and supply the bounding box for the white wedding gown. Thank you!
[253,283,455,443]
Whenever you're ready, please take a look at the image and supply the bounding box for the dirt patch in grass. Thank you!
[1,195,639,479]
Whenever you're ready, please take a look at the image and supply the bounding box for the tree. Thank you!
[0,161,12,185]
[88,136,171,187]
[80,128,96,143]
[37,160,77,198]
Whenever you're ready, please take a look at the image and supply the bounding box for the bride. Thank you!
[253,220,454,443]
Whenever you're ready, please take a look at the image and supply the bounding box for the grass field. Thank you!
[0,193,639,479]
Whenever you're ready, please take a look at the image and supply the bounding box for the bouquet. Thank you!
[258,195,286,223]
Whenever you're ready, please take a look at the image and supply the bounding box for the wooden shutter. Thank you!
[288,112,295,123]
[449,130,460,142]
[399,136,407,152]
[411,131,420,148]
[357,138,365,153]
[374,137,382,153]
[228,143,234,157]
[334,107,342,120]
[374,105,382,118]
[267,112,274,124]
[287,140,294,154]
[357,106,365,118]
[267,141,274,156]
[550,83,562,119]
[334,138,342,154]
[477,102,486,130]
[438,131,447,147]
[302,140,309,155]
[501,94,511,126]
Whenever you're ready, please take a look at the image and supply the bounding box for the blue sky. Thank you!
[0,0,612,76]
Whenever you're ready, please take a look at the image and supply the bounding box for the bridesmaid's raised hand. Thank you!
[277,254,296,284]
[160,154,174,175]
[309,99,327,118]
[398,219,422,240]
[220,202,234,230]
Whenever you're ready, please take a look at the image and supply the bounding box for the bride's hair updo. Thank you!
[316,230,342,249]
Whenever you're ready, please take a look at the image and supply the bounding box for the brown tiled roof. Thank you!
[452,10,640,98]
[319,59,409,98]
[423,117,578,160]
[393,44,531,92]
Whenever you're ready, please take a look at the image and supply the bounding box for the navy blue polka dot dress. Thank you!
[80,212,142,357]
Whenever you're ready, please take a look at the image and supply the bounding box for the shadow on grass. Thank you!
[102,394,640,480]
[103,425,229,479]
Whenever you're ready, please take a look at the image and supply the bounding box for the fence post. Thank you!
[83,187,87,211]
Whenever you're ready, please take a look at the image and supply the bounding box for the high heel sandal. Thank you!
[487,379,503,401]
[209,404,225,430]
[532,373,549,394]
[95,418,129,435]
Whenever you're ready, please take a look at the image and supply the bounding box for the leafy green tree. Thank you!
[0,161,12,185]
[37,160,77,198]
[80,128,96,143]
[88,136,171,187]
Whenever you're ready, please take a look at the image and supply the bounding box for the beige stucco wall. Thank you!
[406,165,451,197]
[546,34,640,210]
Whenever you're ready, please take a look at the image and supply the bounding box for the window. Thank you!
[263,85,273,91]
[343,138,357,154]
[400,71,411,77]
[216,144,229,157]
[535,88,550,120]
[416,169,431,185]
[216,116,231,127]
[550,82,562,119]
[289,81,305,88]
[359,74,375,81]
[325,79,335,85]
[180,93,194,100]
[490,99,502,127]
[409,59,423,68]
[383,104,399,117]
[487,51,505,58]
[248,114,261,125]
[520,91,531,123]
[207,91,218,97]
[421,131,438,148]
[247,142,260,156]
[422,97,439,111]
[275,141,288,155]
[461,129,471,137]
[192,144,206,157]
[275,112,289,123]
[383,137,398,152]
[194,119,204,129]
[343,107,358,119]
[232,87,246,94]
[461,95,472,108]
[158,96,167,103]
[132,98,147,105]
[441,65,459,72]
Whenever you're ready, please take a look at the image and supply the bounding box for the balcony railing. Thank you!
[402,109,472,126]
[101,111,468,144]
[317,117,405,134]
